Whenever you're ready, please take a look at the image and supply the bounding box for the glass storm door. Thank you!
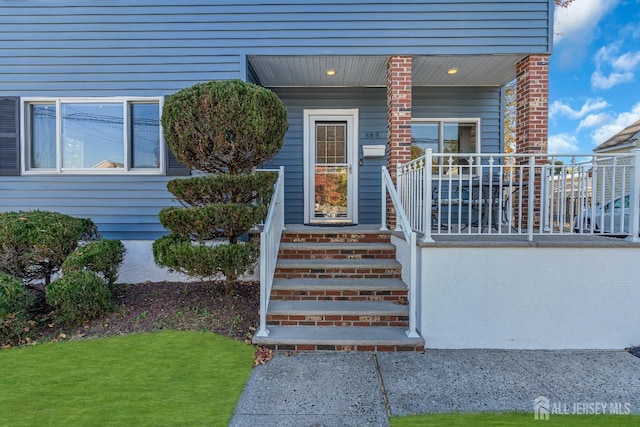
[304,110,358,224]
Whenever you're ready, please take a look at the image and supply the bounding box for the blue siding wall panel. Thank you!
[269,86,501,225]
[0,1,552,96]
[0,87,501,236]
[0,1,531,234]
[0,176,180,240]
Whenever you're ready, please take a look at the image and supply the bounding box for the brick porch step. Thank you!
[279,228,391,244]
[253,326,424,352]
[270,278,408,302]
[253,225,424,352]
[266,300,409,327]
[278,242,396,260]
[273,258,402,279]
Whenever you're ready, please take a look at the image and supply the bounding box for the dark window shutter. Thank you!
[0,97,19,176]
[166,145,190,176]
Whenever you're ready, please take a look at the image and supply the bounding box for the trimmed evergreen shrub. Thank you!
[159,204,267,243]
[61,240,126,288]
[153,235,259,293]
[154,80,286,292]
[0,211,98,285]
[0,273,34,318]
[167,172,278,207]
[0,273,35,346]
[46,271,112,324]
[161,79,288,174]
[1,313,34,347]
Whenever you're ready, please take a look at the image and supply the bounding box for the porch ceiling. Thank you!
[248,55,524,87]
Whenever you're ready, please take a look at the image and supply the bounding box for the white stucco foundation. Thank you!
[392,235,640,349]
[117,240,258,284]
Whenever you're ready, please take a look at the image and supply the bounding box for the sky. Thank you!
[549,0,640,153]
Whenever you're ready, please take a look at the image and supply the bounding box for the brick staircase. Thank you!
[252,225,425,352]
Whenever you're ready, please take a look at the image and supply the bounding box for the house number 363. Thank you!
[364,132,379,139]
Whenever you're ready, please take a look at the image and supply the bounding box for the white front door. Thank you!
[303,109,359,224]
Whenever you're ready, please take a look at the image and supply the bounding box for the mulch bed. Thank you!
[28,281,260,345]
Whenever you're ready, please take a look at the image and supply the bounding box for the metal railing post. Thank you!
[528,155,535,241]
[257,228,269,337]
[627,149,640,242]
[423,149,434,242]
[279,166,285,231]
[406,231,419,338]
[381,167,388,231]
[395,163,402,231]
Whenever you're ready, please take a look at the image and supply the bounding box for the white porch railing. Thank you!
[397,149,640,242]
[381,166,419,338]
[255,166,285,338]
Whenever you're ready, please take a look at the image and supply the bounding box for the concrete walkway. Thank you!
[230,350,640,426]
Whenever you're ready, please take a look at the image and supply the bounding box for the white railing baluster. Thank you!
[628,149,640,242]
[393,152,636,239]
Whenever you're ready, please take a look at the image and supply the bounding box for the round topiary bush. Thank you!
[46,271,112,324]
[0,210,98,285]
[61,239,125,288]
[161,79,288,174]
[0,273,34,318]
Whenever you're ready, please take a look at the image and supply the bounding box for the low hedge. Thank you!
[62,239,125,288]
[0,211,98,285]
[46,271,112,325]
[0,273,35,346]
[0,273,33,318]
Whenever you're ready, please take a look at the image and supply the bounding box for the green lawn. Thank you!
[0,331,255,426]
[391,413,640,426]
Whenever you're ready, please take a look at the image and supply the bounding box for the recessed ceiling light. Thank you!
[447,68,459,75]
[326,69,337,76]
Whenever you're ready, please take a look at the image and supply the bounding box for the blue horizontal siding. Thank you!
[0,175,179,240]
[267,86,501,225]
[0,1,552,95]
[0,87,502,236]
[413,86,502,154]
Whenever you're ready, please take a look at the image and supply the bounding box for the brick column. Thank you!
[386,56,412,228]
[515,55,549,228]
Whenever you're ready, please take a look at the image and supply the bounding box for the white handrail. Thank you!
[381,166,419,339]
[397,151,639,239]
[255,166,285,338]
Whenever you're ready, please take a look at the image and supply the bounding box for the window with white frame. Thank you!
[411,119,480,174]
[23,98,163,173]
[411,119,479,158]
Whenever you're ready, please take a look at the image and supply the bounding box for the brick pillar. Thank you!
[386,56,412,228]
[516,55,549,228]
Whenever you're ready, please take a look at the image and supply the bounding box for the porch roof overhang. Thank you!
[247,54,525,87]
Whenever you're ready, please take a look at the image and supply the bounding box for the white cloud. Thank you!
[591,70,634,89]
[578,112,611,131]
[591,42,640,90]
[549,98,609,120]
[613,51,640,71]
[553,0,618,68]
[591,103,640,145]
[549,133,580,153]
[554,0,615,44]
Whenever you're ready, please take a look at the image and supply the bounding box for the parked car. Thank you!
[574,195,637,234]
